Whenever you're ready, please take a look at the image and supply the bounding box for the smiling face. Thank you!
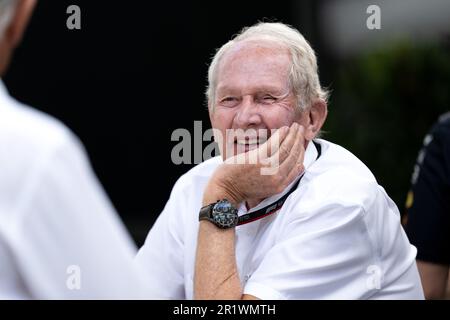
[209,39,306,160]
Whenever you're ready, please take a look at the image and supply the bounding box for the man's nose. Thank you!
[234,95,262,128]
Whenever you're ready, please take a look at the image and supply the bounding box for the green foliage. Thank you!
[323,41,450,210]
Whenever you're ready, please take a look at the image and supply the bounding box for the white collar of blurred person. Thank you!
[0,79,12,109]
[236,139,320,216]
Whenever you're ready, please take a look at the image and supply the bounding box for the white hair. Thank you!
[0,0,17,42]
[206,22,329,112]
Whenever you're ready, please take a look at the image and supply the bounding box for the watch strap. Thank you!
[199,202,216,222]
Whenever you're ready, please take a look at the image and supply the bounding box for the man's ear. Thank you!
[304,99,328,140]
[4,0,36,48]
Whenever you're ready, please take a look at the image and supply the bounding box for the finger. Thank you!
[265,122,300,167]
[257,126,289,160]
[277,124,306,179]
[277,122,299,162]
[282,160,305,190]
[285,130,306,180]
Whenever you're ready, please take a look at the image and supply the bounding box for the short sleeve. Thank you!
[135,178,188,299]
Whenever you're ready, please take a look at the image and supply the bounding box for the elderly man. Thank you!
[136,22,424,299]
[0,0,156,298]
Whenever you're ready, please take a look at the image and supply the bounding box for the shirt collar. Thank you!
[239,140,318,215]
[0,79,12,109]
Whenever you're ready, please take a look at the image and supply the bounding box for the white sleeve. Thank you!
[6,133,158,299]
[135,179,187,299]
[243,200,378,300]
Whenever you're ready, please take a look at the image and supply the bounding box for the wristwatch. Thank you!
[199,199,239,229]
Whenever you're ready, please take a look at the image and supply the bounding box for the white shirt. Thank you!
[136,137,424,299]
[0,80,157,299]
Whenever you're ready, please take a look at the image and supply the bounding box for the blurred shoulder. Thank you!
[432,112,450,143]
[0,94,88,220]
[0,99,82,159]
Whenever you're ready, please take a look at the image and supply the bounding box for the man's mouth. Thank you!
[236,139,260,146]
[233,137,268,153]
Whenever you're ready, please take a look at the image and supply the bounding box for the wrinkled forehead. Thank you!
[219,39,291,74]
[217,39,292,94]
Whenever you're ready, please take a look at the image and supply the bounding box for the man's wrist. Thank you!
[202,189,241,207]
[202,179,242,207]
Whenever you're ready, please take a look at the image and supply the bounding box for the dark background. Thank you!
[4,0,449,246]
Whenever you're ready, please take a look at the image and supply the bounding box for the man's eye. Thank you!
[261,95,276,103]
[220,97,239,107]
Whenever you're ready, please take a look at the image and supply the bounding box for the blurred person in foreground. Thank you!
[136,22,424,299]
[404,112,450,299]
[0,0,156,299]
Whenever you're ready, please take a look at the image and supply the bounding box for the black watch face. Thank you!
[212,200,238,228]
